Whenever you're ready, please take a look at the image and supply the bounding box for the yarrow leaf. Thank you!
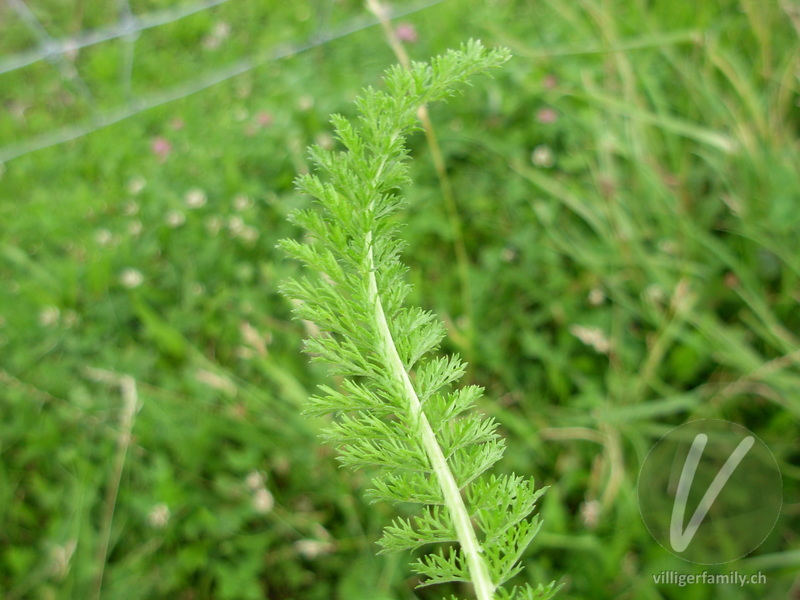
[279,40,557,600]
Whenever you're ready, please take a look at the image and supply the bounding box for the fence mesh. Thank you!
[0,0,442,163]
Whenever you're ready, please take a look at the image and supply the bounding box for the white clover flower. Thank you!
[39,306,60,327]
[644,283,665,305]
[315,132,334,150]
[588,287,605,306]
[122,200,139,216]
[501,247,517,262]
[202,22,230,50]
[246,470,264,491]
[185,188,207,208]
[94,228,113,246]
[298,95,314,111]
[233,194,252,211]
[252,488,274,514]
[205,215,223,236]
[128,220,143,236]
[240,226,259,243]
[227,215,244,236]
[120,268,144,289]
[126,176,146,195]
[213,22,231,39]
[165,210,185,228]
[147,503,170,528]
[531,144,555,168]
[293,539,333,559]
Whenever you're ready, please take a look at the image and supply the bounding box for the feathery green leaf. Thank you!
[280,40,555,600]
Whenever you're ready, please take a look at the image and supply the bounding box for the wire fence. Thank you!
[0,0,443,163]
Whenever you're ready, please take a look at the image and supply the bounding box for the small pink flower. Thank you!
[536,107,558,124]
[170,117,185,130]
[151,137,172,161]
[256,111,273,127]
[543,74,558,89]
[395,23,418,43]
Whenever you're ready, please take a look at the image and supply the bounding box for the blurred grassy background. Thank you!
[1,0,799,599]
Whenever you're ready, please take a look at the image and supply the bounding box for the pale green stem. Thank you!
[366,0,476,362]
[364,222,496,600]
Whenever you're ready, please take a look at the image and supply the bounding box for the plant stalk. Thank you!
[365,223,495,600]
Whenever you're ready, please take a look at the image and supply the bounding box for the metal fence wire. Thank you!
[0,0,442,163]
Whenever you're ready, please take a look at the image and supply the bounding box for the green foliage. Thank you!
[279,41,555,600]
[2,1,799,598]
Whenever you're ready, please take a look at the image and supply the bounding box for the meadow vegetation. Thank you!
[1,0,798,599]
